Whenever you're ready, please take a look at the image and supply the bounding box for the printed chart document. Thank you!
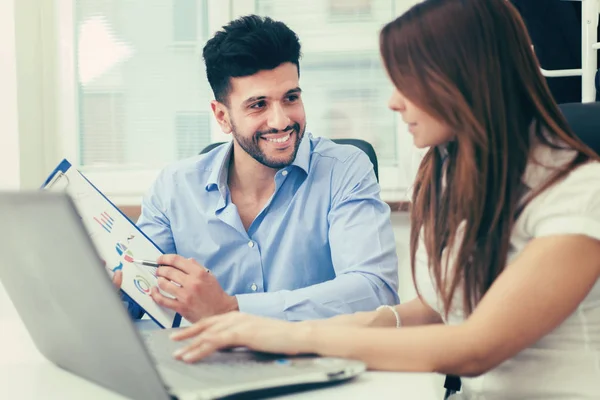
[42,159,180,328]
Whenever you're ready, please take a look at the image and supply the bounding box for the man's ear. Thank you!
[211,100,232,134]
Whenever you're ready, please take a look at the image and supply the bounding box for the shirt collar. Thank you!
[204,133,312,193]
[205,142,233,192]
[290,132,311,175]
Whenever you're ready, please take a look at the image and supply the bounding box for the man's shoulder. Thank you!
[309,135,368,166]
[306,135,376,194]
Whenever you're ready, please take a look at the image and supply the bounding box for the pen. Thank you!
[127,257,210,275]
[126,256,160,268]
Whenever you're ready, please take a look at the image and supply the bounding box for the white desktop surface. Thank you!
[1,292,445,400]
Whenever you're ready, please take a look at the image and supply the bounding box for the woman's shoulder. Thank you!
[520,156,600,239]
[530,156,600,199]
[523,131,600,191]
[561,159,600,182]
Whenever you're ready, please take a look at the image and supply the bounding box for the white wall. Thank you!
[0,0,20,319]
[392,213,416,301]
[0,0,20,190]
[13,0,61,190]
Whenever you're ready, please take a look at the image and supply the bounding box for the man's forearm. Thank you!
[236,272,398,321]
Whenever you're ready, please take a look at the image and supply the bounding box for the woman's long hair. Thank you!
[380,0,599,317]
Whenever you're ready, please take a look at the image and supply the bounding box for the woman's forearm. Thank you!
[305,298,443,329]
[302,324,480,376]
[396,297,444,326]
[371,297,444,327]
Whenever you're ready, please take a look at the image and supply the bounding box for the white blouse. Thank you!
[414,143,600,399]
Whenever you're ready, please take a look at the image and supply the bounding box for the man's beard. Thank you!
[231,121,305,169]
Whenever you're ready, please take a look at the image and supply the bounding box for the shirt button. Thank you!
[247,241,255,248]
[281,170,288,176]
[251,283,258,292]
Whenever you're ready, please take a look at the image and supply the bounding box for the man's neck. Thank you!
[227,148,278,199]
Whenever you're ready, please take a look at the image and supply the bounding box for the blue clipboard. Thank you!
[42,159,182,329]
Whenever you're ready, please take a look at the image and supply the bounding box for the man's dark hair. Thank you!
[202,15,301,104]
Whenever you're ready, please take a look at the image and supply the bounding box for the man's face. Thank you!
[214,62,306,169]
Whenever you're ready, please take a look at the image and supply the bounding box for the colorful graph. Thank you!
[134,275,151,295]
[111,242,133,272]
[94,212,115,233]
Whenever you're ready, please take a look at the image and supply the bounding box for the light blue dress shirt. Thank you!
[136,133,399,321]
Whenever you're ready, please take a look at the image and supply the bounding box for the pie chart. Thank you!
[112,242,133,272]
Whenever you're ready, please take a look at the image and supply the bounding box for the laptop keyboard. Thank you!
[141,329,327,387]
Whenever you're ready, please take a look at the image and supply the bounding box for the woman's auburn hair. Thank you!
[380,0,600,317]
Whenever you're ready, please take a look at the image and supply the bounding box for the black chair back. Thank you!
[558,102,600,155]
[201,142,226,154]
[200,138,380,182]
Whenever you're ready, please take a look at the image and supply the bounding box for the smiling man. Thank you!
[132,15,399,323]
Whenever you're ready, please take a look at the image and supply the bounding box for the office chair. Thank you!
[200,138,380,182]
[559,102,600,154]
[443,101,600,399]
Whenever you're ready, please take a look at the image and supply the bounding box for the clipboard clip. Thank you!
[44,171,70,191]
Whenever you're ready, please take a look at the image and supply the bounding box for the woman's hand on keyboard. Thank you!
[169,312,314,363]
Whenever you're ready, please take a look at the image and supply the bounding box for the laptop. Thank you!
[0,191,365,400]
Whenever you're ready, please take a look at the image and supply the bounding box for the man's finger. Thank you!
[157,254,186,268]
[112,270,123,289]
[151,287,182,313]
[156,277,183,297]
[156,266,188,286]
[157,254,197,274]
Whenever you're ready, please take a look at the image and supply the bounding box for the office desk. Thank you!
[1,315,445,399]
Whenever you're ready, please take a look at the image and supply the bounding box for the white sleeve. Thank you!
[527,162,600,241]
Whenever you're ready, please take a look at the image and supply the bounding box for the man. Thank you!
[122,15,399,323]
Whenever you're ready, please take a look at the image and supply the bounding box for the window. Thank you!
[234,0,418,197]
[80,92,126,165]
[62,0,227,200]
[173,0,198,43]
[175,112,211,159]
[328,0,373,22]
[56,0,419,203]
[75,1,215,169]
[326,88,397,166]
[172,0,210,44]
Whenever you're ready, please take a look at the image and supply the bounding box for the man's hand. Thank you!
[112,270,123,289]
[151,254,239,322]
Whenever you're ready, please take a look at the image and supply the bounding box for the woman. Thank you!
[169,0,600,398]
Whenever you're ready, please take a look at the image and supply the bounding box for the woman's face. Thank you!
[388,88,453,149]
